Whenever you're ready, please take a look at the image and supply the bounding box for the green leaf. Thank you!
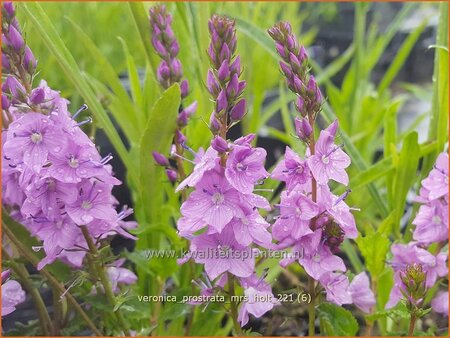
[366,301,410,322]
[317,303,359,336]
[392,132,420,236]
[134,84,180,292]
[127,2,160,71]
[66,17,143,138]
[356,232,390,277]
[384,100,400,208]
[118,37,144,119]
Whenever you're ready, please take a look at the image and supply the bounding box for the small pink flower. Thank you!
[225,144,269,194]
[189,227,254,280]
[308,123,350,185]
[348,272,375,313]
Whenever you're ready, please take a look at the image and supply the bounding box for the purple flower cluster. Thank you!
[150,5,197,183]
[149,5,187,97]
[268,22,375,312]
[1,3,136,272]
[206,14,247,133]
[177,136,278,325]
[1,269,25,317]
[387,152,448,315]
[175,15,277,326]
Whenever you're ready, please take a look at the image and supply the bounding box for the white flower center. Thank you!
[212,192,225,205]
[432,215,441,224]
[241,218,249,226]
[312,253,321,262]
[296,166,304,174]
[321,155,329,164]
[31,132,42,144]
[81,200,92,210]
[69,156,79,168]
[295,207,302,217]
[236,162,247,171]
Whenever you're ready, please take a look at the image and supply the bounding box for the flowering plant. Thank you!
[1,1,448,337]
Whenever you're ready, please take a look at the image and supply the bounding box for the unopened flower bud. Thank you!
[289,52,301,72]
[166,169,178,182]
[177,110,189,127]
[230,56,241,75]
[183,101,197,117]
[209,111,221,134]
[180,80,189,99]
[169,40,179,57]
[29,87,45,105]
[226,74,239,99]
[230,99,246,122]
[294,117,312,141]
[216,90,228,114]
[2,94,10,110]
[280,62,292,79]
[7,25,24,52]
[1,269,11,283]
[3,76,26,102]
[299,46,308,63]
[211,136,228,153]
[152,38,167,58]
[152,151,169,166]
[217,60,230,82]
[275,42,287,59]
[295,96,304,114]
[308,75,321,103]
[2,53,10,72]
[175,130,187,145]
[237,81,246,96]
[171,59,182,78]
[207,70,220,96]
[3,2,15,20]
[219,43,230,63]
[158,63,171,82]
[23,46,37,75]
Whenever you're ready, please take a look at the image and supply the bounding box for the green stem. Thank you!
[2,249,54,335]
[307,276,316,336]
[228,273,243,336]
[2,222,102,335]
[307,113,318,336]
[80,226,131,336]
[408,313,416,336]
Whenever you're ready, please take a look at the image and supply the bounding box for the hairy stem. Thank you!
[80,226,131,336]
[408,313,417,336]
[307,115,317,336]
[2,222,102,335]
[2,249,54,335]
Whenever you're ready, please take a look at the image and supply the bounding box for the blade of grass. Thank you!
[378,18,429,95]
